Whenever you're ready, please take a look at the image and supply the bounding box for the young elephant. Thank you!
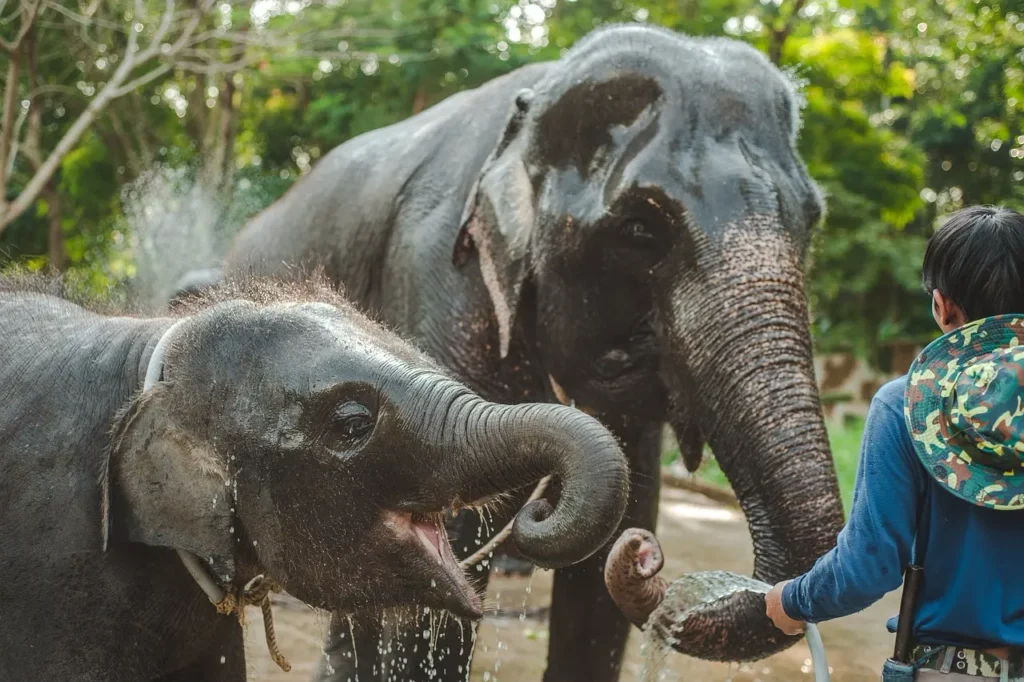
[0,276,629,682]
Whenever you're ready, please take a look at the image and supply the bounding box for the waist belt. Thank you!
[913,645,1024,678]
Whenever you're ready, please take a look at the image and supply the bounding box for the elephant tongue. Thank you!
[412,515,444,559]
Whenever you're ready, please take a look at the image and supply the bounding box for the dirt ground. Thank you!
[242,487,898,681]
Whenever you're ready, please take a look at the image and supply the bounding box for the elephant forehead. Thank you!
[265,302,437,378]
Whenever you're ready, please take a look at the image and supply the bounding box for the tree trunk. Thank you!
[768,0,808,65]
[213,77,238,195]
[43,183,66,272]
[412,87,427,115]
[0,56,22,206]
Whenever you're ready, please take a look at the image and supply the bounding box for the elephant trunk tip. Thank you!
[604,528,669,628]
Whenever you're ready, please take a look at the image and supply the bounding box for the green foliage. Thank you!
[2,0,1021,359]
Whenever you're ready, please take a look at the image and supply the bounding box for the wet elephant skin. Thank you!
[0,277,627,681]
[220,24,845,682]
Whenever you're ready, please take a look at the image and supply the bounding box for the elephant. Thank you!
[213,23,846,682]
[0,274,629,682]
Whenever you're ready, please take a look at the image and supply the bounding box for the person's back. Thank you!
[766,205,1024,680]
[872,377,1024,648]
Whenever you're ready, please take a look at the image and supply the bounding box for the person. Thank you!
[764,205,1024,681]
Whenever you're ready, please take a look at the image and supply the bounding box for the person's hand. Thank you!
[765,580,805,636]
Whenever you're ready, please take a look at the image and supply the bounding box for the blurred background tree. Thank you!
[1,0,1021,360]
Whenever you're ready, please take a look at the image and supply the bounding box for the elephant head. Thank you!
[456,25,843,657]
[107,280,629,620]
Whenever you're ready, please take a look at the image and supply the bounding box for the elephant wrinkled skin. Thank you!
[215,23,845,682]
[0,276,627,682]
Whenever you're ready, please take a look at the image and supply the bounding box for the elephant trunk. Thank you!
[652,224,844,660]
[604,528,669,628]
[405,379,630,569]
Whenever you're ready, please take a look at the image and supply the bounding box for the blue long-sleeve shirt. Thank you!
[781,376,1024,647]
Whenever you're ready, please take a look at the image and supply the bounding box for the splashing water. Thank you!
[463,616,479,682]
[639,628,674,682]
[114,164,282,310]
[639,571,773,682]
[346,614,359,681]
[519,571,535,622]
[487,590,504,681]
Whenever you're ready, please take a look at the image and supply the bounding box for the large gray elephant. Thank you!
[217,23,845,682]
[0,275,628,681]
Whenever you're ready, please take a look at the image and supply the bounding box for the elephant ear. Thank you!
[108,388,235,580]
[455,89,537,360]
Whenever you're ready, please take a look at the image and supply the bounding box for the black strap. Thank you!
[896,474,931,654]
[912,475,931,566]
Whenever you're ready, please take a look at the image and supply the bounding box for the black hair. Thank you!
[921,205,1024,321]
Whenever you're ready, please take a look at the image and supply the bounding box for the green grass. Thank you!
[664,417,865,516]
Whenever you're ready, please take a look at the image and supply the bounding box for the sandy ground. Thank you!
[242,487,899,681]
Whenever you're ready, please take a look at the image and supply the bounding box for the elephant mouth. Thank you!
[387,510,483,620]
[411,513,448,561]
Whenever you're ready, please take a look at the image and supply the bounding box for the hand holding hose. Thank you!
[765,580,806,636]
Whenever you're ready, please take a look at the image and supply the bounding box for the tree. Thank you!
[0,0,381,267]
[1,0,1019,359]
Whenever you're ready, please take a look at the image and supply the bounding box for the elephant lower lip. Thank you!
[389,511,482,619]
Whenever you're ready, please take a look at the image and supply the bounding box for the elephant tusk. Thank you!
[549,373,572,405]
[548,374,597,415]
[143,318,229,606]
[143,319,291,672]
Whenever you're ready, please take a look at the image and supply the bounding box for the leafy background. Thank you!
[1,0,1022,363]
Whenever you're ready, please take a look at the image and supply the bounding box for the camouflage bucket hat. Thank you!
[905,314,1024,510]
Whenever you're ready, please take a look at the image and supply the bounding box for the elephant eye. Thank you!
[621,220,657,245]
[326,401,375,450]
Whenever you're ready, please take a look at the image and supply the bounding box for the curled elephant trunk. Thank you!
[404,380,631,569]
[651,224,845,660]
[604,528,669,628]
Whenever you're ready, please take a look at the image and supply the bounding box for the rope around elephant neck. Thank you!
[143,320,290,672]
[216,575,291,673]
[458,475,552,569]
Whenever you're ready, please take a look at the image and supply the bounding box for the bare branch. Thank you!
[133,0,201,65]
[0,0,213,230]
[0,0,43,55]
[173,54,258,75]
[186,26,400,47]
[0,0,406,231]
[42,1,124,32]
[0,80,115,229]
[110,61,174,97]
[5,100,29,177]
